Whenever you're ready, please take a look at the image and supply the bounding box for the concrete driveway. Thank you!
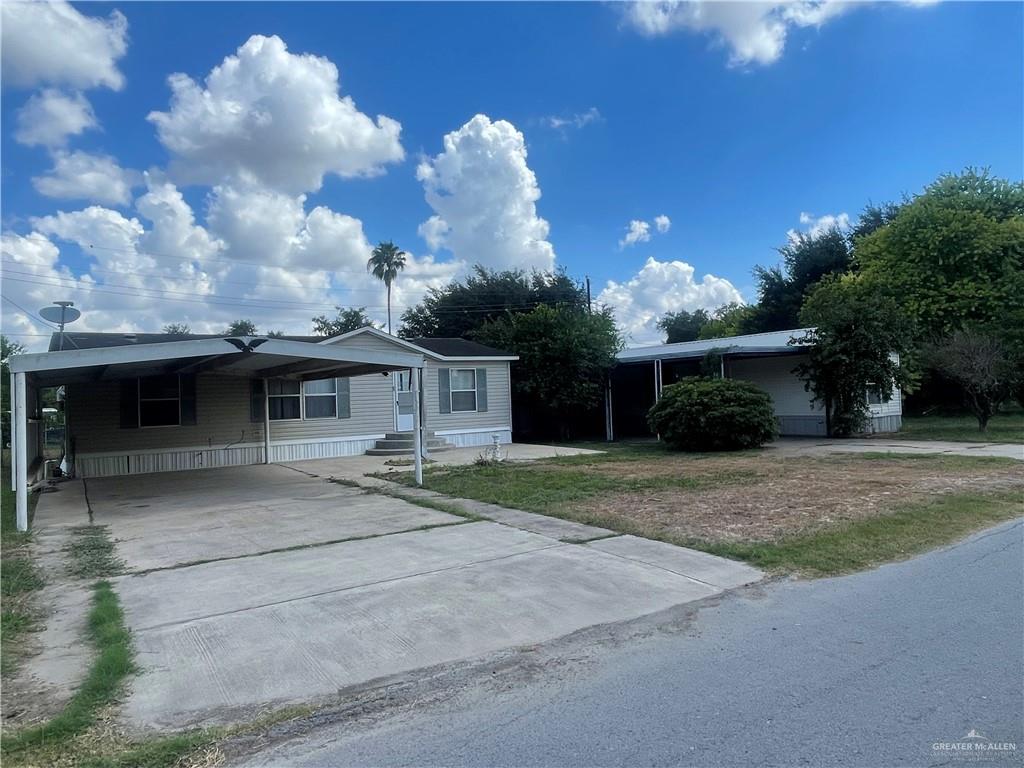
[36,461,761,731]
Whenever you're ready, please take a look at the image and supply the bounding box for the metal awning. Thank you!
[8,336,425,386]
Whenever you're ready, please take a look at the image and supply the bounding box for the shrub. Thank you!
[647,377,777,451]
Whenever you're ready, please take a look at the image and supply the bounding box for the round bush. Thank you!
[647,377,777,451]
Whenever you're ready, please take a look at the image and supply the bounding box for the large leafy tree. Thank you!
[927,330,1017,431]
[743,227,852,334]
[399,266,586,339]
[697,302,754,339]
[656,309,710,344]
[312,307,376,337]
[854,169,1024,340]
[474,305,621,440]
[795,276,914,436]
[225,319,258,336]
[366,241,407,334]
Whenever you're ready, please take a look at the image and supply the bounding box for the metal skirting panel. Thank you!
[443,429,513,448]
[269,438,379,463]
[868,414,902,434]
[77,446,265,478]
[776,415,828,437]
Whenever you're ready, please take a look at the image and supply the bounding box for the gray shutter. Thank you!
[438,368,451,414]
[119,379,139,428]
[180,374,197,426]
[250,379,264,423]
[336,377,350,419]
[476,367,488,412]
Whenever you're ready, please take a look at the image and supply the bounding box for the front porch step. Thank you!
[373,438,451,450]
[383,431,437,441]
[366,431,455,456]
[365,445,455,456]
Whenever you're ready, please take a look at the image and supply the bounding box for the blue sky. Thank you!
[2,1,1021,348]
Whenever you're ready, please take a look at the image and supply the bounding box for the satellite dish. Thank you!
[39,305,81,325]
[39,302,81,351]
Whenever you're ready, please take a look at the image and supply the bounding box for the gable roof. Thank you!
[318,326,516,360]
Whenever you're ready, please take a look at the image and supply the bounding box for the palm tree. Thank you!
[367,241,407,334]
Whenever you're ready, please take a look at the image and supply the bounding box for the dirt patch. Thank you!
[573,455,1024,543]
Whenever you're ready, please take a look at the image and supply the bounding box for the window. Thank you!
[139,375,180,427]
[303,378,337,419]
[450,368,477,412]
[268,379,301,420]
[866,385,890,406]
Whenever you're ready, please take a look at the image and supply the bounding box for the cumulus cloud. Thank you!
[1,0,128,90]
[148,34,405,194]
[417,114,556,271]
[654,214,672,234]
[620,220,651,248]
[598,257,742,344]
[15,89,97,147]
[32,151,141,206]
[623,1,854,67]
[787,210,851,242]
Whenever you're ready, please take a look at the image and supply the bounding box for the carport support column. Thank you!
[412,365,423,486]
[14,371,28,532]
[262,377,271,464]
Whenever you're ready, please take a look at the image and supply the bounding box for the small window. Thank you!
[303,378,337,419]
[450,368,477,412]
[866,385,890,406]
[139,375,180,427]
[268,379,301,420]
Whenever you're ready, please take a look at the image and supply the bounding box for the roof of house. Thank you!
[617,328,814,363]
[406,337,512,358]
[47,330,513,358]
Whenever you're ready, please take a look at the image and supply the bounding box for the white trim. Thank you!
[449,367,478,413]
[433,425,512,436]
[269,433,386,447]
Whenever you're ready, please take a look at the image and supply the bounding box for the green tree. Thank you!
[927,330,1017,431]
[162,323,192,334]
[657,309,710,343]
[743,227,852,333]
[225,319,258,336]
[399,266,586,339]
[697,302,754,339]
[312,307,377,337]
[795,276,914,436]
[367,241,407,334]
[473,304,621,440]
[854,168,1024,340]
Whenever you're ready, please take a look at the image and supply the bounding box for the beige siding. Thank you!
[727,355,821,415]
[69,375,259,454]
[321,333,415,356]
[269,374,393,441]
[424,360,512,432]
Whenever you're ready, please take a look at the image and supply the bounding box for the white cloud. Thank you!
[654,214,672,234]
[1,0,127,90]
[32,150,141,206]
[148,34,405,194]
[623,1,853,67]
[598,257,742,344]
[417,114,555,271]
[787,210,851,242]
[544,107,603,131]
[620,219,651,248]
[15,89,97,147]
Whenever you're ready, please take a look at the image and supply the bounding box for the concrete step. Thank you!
[365,445,454,456]
[384,431,437,441]
[373,438,451,450]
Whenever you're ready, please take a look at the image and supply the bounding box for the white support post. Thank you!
[14,371,28,532]
[9,373,16,492]
[411,366,423,486]
[418,368,429,460]
[262,378,271,464]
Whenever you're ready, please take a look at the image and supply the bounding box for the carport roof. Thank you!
[618,328,814,363]
[10,336,425,388]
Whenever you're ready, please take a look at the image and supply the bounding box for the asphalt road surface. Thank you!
[242,519,1024,768]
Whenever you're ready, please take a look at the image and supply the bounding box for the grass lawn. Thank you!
[1,479,41,678]
[389,444,1024,577]
[898,411,1024,443]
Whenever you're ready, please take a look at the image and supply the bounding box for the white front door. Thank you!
[394,370,414,431]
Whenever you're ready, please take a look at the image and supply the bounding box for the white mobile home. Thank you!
[605,328,901,439]
[9,327,516,491]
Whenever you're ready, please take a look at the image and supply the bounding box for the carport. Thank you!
[8,336,427,531]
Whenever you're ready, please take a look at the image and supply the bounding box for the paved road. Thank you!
[242,519,1024,768]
